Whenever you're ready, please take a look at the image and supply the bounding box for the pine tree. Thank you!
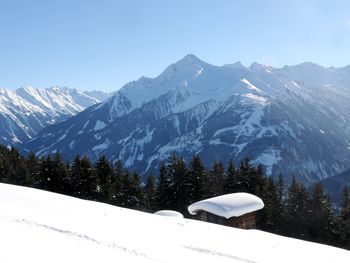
[70,155,83,197]
[257,176,279,231]
[121,170,131,207]
[157,163,171,209]
[144,174,157,211]
[308,182,335,243]
[51,151,70,194]
[208,160,225,197]
[37,155,54,190]
[82,156,99,200]
[26,152,39,187]
[297,182,309,238]
[224,160,237,194]
[340,187,350,220]
[284,176,309,237]
[14,157,29,186]
[338,186,350,248]
[70,155,98,199]
[187,155,207,203]
[0,158,6,183]
[95,155,114,202]
[113,159,124,205]
[170,156,189,213]
[236,158,253,193]
[252,164,266,196]
[276,174,285,209]
[6,148,28,186]
[274,174,285,232]
[128,173,143,209]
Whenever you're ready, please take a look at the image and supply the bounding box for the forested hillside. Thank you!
[0,145,349,249]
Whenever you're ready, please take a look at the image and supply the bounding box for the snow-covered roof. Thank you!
[188,193,264,219]
[153,210,184,218]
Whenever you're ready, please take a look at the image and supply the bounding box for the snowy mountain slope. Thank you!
[83,90,114,101]
[0,86,111,146]
[15,86,99,115]
[1,182,349,263]
[24,55,350,183]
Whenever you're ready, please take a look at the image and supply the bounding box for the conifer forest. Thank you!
[0,145,349,250]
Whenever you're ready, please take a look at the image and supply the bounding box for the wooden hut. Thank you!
[188,193,264,229]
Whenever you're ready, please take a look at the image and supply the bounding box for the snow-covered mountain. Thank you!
[83,90,114,101]
[1,182,349,263]
[0,86,110,146]
[24,55,350,183]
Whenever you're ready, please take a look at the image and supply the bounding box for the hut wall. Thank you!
[196,211,225,225]
[196,211,257,229]
[227,212,256,229]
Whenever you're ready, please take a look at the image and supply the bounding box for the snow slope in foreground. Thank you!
[0,183,349,263]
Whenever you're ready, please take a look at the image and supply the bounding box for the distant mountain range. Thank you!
[21,55,350,184]
[0,86,111,146]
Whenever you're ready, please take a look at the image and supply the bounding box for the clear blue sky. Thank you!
[1,0,350,91]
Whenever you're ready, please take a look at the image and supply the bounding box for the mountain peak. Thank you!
[49,85,72,92]
[224,61,246,69]
[50,85,61,91]
[298,62,322,67]
[249,62,273,73]
[0,87,9,94]
[157,54,210,81]
[175,54,204,66]
[282,62,325,71]
[19,86,39,92]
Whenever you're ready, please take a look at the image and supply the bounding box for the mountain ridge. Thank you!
[20,55,350,184]
[0,86,111,146]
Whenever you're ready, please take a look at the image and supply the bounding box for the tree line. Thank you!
[0,145,349,249]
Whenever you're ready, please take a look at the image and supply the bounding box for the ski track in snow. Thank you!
[0,215,159,262]
[0,214,256,263]
[183,246,257,263]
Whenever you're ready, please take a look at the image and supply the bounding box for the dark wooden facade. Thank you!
[195,211,257,229]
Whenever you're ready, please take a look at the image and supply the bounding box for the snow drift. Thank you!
[0,183,349,263]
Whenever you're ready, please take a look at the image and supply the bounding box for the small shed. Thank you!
[188,193,264,229]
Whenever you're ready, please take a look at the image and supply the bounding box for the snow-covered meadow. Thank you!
[0,183,349,263]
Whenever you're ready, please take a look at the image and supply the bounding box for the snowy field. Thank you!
[0,183,349,263]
